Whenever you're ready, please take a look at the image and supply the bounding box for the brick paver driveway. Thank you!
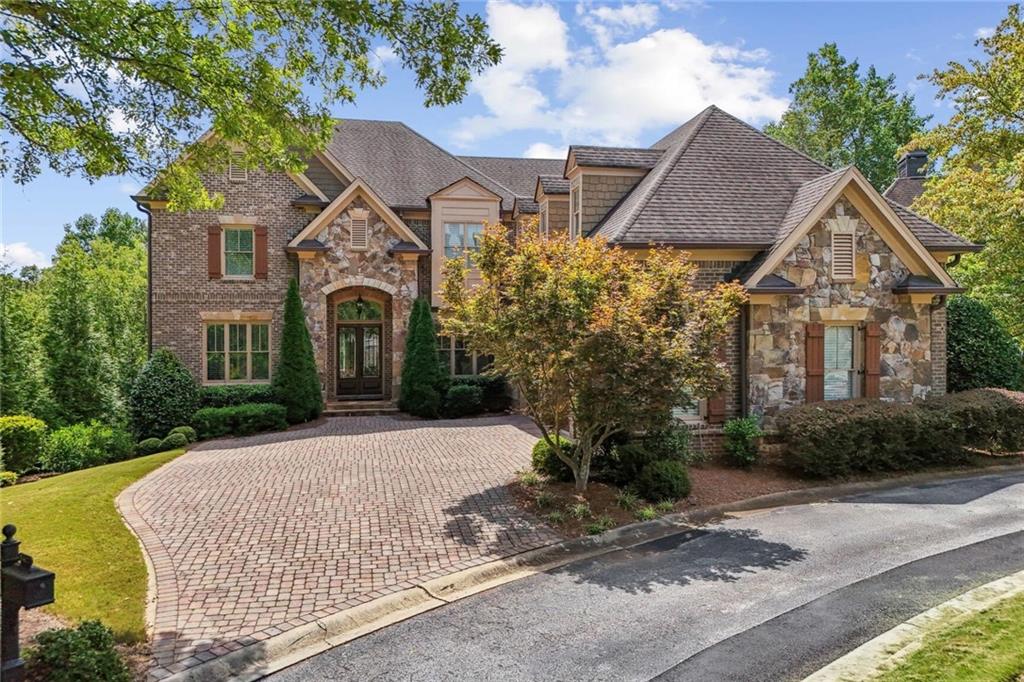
[118,415,558,679]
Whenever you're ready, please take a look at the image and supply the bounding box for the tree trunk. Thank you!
[573,443,592,492]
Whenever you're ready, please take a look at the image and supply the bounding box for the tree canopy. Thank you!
[0,0,501,209]
[441,223,745,492]
[765,43,928,190]
[907,5,1024,343]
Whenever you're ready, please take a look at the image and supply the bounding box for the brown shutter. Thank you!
[254,225,268,279]
[805,322,825,403]
[707,345,728,423]
[864,322,881,398]
[207,226,222,279]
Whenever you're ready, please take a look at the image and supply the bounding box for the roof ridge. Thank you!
[457,154,563,161]
[709,106,833,173]
[603,105,717,243]
[394,122,521,200]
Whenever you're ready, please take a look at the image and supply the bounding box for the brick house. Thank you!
[137,105,978,426]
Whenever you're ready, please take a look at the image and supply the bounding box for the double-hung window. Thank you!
[569,178,582,239]
[444,223,484,266]
[823,325,857,400]
[223,227,255,278]
[205,322,270,383]
[437,336,493,376]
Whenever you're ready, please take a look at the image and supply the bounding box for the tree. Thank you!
[127,349,199,439]
[441,224,746,492]
[1,1,501,209]
[907,6,1024,343]
[273,279,323,423]
[399,297,448,418]
[63,209,145,251]
[42,240,118,425]
[0,271,50,417]
[946,296,1024,392]
[765,43,929,190]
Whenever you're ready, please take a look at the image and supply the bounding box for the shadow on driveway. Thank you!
[838,470,1024,506]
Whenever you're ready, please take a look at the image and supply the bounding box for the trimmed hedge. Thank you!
[42,422,134,473]
[531,436,575,482]
[947,296,1024,392]
[776,389,1024,478]
[442,384,484,418]
[636,460,691,502]
[199,385,277,408]
[168,425,197,443]
[0,415,47,473]
[191,403,289,440]
[136,438,163,456]
[449,375,511,413]
[160,433,189,451]
[128,349,199,439]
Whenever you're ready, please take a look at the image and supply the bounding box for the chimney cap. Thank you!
[897,150,928,179]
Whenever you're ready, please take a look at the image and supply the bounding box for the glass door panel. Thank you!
[363,328,380,377]
[338,328,356,378]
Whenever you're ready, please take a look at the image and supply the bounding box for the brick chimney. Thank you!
[897,150,928,179]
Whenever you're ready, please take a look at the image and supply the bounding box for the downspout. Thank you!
[133,198,153,356]
[739,303,750,417]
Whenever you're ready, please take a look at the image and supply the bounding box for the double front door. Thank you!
[336,324,382,398]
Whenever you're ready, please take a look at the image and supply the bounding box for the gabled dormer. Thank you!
[563,146,662,238]
[428,177,501,306]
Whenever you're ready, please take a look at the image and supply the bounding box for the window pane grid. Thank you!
[224,227,254,277]
[205,322,270,383]
[444,223,484,265]
[824,326,855,401]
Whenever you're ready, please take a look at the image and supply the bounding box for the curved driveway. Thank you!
[118,415,557,678]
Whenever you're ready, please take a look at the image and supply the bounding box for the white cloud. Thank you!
[524,142,567,158]
[119,181,141,195]
[454,3,787,149]
[371,45,399,67]
[975,27,995,39]
[580,2,660,50]
[1,242,49,270]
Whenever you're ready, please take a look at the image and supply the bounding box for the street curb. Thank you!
[163,463,1024,682]
[802,568,1024,681]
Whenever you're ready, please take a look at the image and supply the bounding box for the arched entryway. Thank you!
[327,287,393,400]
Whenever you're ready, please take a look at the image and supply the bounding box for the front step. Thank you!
[324,400,400,417]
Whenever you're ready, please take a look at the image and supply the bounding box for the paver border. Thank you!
[157,462,1024,682]
[803,568,1024,681]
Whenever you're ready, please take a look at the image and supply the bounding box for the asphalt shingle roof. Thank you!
[883,177,926,208]
[569,146,663,170]
[457,156,564,199]
[537,175,569,196]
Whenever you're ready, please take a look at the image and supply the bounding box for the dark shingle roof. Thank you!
[326,120,518,208]
[883,177,926,208]
[893,274,964,294]
[886,200,979,251]
[569,146,663,170]
[457,156,564,200]
[775,168,849,246]
[537,175,569,196]
[513,197,539,214]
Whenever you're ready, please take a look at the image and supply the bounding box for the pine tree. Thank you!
[273,279,323,423]
[399,297,448,418]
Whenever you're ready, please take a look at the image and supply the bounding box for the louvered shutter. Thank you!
[351,216,368,249]
[228,151,247,181]
[207,226,222,279]
[831,233,855,280]
[864,322,881,398]
[254,226,268,279]
[805,323,825,403]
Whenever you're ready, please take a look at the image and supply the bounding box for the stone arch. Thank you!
[321,276,398,297]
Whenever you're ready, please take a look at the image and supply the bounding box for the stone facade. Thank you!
[297,196,420,400]
[748,199,939,423]
[580,174,642,234]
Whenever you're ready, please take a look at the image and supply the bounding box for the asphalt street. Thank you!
[268,470,1024,681]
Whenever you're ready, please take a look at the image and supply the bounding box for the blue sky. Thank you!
[0,1,1002,269]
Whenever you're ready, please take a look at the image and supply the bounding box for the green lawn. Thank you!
[0,451,183,643]
[876,593,1024,682]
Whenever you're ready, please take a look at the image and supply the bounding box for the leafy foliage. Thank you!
[531,436,575,482]
[947,296,1024,391]
[399,297,448,418]
[449,375,511,412]
[764,43,928,190]
[441,221,745,491]
[442,384,484,418]
[0,1,500,209]
[191,403,289,440]
[0,272,50,417]
[25,620,130,682]
[908,8,1024,342]
[62,209,146,252]
[272,279,323,424]
[128,349,200,439]
[722,416,763,468]
[0,471,17,487]
[199,384,278,408]
[0,415,48,473]
[43,422,134,473]
[160,432,189,451]
[635,460,691,502]
[167,426,197,443]
[136,438,164,456]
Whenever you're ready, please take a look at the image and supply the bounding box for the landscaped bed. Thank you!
[875,592,1024,682]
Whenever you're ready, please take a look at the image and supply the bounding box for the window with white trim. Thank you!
[228,150,247,182]
[824,325,859,400]
[831,232,855,281]
[349,208,369,250]
[444,222,484,266]
[437,336,493,376]
[223,227,254,278]
[205,322,270,383]
[569,178,582,239]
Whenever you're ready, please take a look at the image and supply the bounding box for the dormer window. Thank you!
[569,177,582,239]
[348,208,370,250]
[228,150,247,182]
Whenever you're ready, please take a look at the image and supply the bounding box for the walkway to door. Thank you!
[119,414,559,679]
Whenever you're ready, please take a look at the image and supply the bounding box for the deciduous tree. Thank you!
[441,224,745,492]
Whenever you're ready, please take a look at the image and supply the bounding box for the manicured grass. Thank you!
[876,593,1024,682]
[0,451,183,643]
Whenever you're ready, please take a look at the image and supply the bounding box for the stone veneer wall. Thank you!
[150,168,308,383]
[749,198,936,422]
[298,196,419,399]
[581,174,642,234]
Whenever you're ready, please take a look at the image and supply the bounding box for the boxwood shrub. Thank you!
[0,415,48,473]
[636,460,691,502]
[128,349,199,439]
[136,438,164,456]
[160,432,189,451]
[442,384,484,418]
[531,436,575,482]
[449,375,511,413]
[167,425,198,443]
[191,403,289,440]
[198,385,277,408]
[42,422,133,473]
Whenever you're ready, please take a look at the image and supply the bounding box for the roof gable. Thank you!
[429,176,501,201]
[457,156,564,199]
